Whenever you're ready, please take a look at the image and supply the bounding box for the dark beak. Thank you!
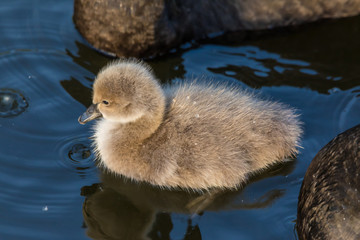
[78,104,102,125]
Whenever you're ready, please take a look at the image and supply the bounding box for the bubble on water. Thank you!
[42,206,48,212]
[56,136,96,176]
[68,143,91,161]
[0,89,28,118]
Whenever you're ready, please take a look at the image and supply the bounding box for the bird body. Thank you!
[79,60,302,190]
[297,124,360,240]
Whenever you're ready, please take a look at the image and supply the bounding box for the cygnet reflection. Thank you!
[81,160,295,240]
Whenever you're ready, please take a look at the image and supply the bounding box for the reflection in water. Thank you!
[147,213,173,240]
[81,160,294,240]
[183,221,201,240]
[61,41,111,107]
[62,40,188,109]
[66,41,111,75]
[61,77,92,107]
[189,45,360,93]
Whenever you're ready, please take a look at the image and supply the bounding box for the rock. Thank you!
[73,0,360,58]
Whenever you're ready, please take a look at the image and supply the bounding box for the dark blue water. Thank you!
[0,1,359,239]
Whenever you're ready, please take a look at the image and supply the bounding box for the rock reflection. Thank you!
[61,41,186,108]
[203,45,359,93]
[81,161,294,240]
[61,77,92,107]
[61,41,110,107]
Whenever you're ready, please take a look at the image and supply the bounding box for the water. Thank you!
[0,1,359,239]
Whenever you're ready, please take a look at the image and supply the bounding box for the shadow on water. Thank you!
[61,41,111,107]
[81,160,295,240]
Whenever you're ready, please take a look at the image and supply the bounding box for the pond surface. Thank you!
[0,1,359,239]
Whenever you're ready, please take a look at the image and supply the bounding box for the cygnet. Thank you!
[79,59,302,190]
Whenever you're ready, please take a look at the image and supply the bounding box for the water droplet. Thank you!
[68,144,91,161]
[57,136,96,176]
[0,89,28,118]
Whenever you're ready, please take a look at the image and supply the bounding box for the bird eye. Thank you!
[102,100,109,105]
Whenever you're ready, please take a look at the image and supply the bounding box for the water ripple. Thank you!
[56,134,97,176]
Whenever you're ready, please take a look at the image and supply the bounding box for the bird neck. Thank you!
[126,111,164,143]
[112,96,165,145]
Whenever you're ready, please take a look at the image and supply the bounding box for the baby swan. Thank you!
[79,60,302,190]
